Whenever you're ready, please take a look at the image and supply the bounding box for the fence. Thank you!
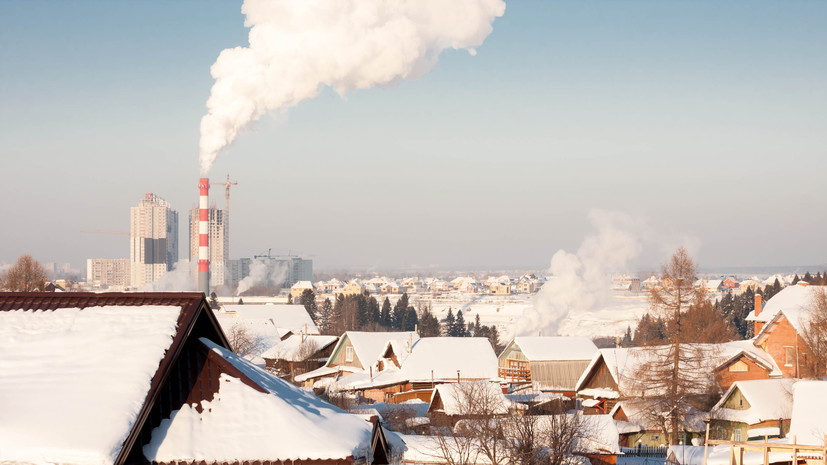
[621,446,669,458]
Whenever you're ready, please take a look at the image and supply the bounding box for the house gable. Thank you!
[756,313,809,378]
[715,353,772,391]
[578,355,618,392]
[721,387,752,410]
[328,334,364,370]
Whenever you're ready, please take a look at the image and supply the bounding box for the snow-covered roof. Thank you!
[260,334,338,362]
[746,284,822,324]
[290,280,314,290]
[402,337,498,381]
[430,382,510,416]
[217,304,319,335]
[788,380,827,446]
[0,305,181,465]
[143,339,374,462]
[710,378,796,425]
[329,331,419,370]
[511,336,598,361]
[753,286,826,342]
[568,414,621,455]
[214,314,283,364]
[575,340,781,395]
[668,445,792,465]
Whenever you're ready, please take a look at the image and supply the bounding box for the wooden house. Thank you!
[261,333,339,382]
[426,382,511,428]
[611,400,706,448]
[0,292,387,465]
[708,378,796,442]
[295,331,419,386]
[498,336,598,396]
[575,341,781,415]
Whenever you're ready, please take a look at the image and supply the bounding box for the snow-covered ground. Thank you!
[405,292,651,340]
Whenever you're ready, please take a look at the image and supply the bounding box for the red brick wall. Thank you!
[716,356,771,391]
[761,317,815,378]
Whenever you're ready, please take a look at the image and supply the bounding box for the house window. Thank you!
[785,347,794,366]
[729,360,748,372]
[734,429,742,441]
[345,346,354,363]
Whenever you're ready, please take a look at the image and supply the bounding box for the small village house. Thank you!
[707,378,796,442]
[498,336,598,397]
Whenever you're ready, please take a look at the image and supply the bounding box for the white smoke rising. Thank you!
[199,0,506,174]
[235,258,288,296]
[515,210,643,337]
[138,260,197,292]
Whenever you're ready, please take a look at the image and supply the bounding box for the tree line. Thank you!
[301,290,503,352]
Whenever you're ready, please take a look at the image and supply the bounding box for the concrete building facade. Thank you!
[86,258,131,289]
[130,193,178,288]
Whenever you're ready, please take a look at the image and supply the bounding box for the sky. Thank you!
[1,0,826,274]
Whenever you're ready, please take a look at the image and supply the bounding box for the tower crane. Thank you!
[211,174,238,214]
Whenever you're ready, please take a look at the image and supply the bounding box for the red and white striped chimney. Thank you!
[198,177,210,295]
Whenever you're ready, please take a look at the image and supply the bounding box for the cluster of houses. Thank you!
[295,274,543,298]
[2,282,825,465]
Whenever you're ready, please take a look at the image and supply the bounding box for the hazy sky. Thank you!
[1,0,825,273]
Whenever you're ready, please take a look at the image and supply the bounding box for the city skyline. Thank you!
[1,1,826,273]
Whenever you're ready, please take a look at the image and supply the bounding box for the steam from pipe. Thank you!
[515,210,643,337]
[198,0,506,175]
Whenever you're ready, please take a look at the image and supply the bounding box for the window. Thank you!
[729,360,748,372]
[345,346,354,363]
[734,429,742,441]
[785,346,794,366]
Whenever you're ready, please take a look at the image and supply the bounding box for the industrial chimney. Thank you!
[198,178,210,295]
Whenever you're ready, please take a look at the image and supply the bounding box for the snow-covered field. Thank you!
[406,292,651,340]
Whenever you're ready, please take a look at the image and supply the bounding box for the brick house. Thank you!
[747,284,826,379]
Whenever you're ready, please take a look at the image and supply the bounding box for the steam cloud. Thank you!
[139,260,197,292]
[515,210,643,337]
[199,0,506,174]
[235,258,288,296]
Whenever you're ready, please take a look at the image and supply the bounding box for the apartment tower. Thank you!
[130,193,178,288]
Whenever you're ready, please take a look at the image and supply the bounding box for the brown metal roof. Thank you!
[0,292,230,465]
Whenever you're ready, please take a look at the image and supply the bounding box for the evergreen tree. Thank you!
[792,274,801,285]
[237,298,244,305]
[392,293,410,330]
[620,325,633,347]
[454,310,467,336]
[319,298,333,334]
[209,292,220,310]
[773,278,782,295]
[404,307,418,331]
[301,289,318,323]
[445,308,455,336]
[356,294,370,329]
[380,297,392,328]
[368,296,381,326]
[803,272,813,284]
[474,314,482,336]
[417,303,441,337]
[720,293,735,320]
[488,325,502,353]
[287,293,293,304]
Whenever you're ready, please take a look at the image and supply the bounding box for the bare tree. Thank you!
[502,396,593,465]
[430,382,511,464]
[800,287,827,378]
[633,247,705,445]
[227,322,256,357]
[0,254,48,291]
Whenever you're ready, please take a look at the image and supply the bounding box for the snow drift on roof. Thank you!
[431,382,510,416]
[143,339,373,462]
[217,304,319,334]
[746,284,823,323]
[513,336,598,361]
[403,337,498,381]
[334,331,419,369]
[260,334,337,362]
[0,305,181,465]
[711,379,796,425]
[788,380,827,446]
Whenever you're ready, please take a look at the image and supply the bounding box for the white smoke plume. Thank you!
[514,210,643,337]
[138,260,198,292]
[199,0,506,174]
[236,258,288,296]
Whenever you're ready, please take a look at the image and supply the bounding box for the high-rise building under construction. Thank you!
[130,193,178,288]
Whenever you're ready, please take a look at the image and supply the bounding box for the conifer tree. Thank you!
[417,303,441,337]
[488,325,502,353]
[380,297,392,328]
[474,314,482,336]
[454,310,467,336]
[803,272,813,283]
[792,274,801,285]
[404,307,418,331]
[392,293,410,329]
[445,308,455,336]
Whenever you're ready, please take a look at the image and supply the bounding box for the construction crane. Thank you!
[81,230,129,235]
[211,174,238,214]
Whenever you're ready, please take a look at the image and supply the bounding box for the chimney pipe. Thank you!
[198,177,210,295]
[754,293,763,335]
